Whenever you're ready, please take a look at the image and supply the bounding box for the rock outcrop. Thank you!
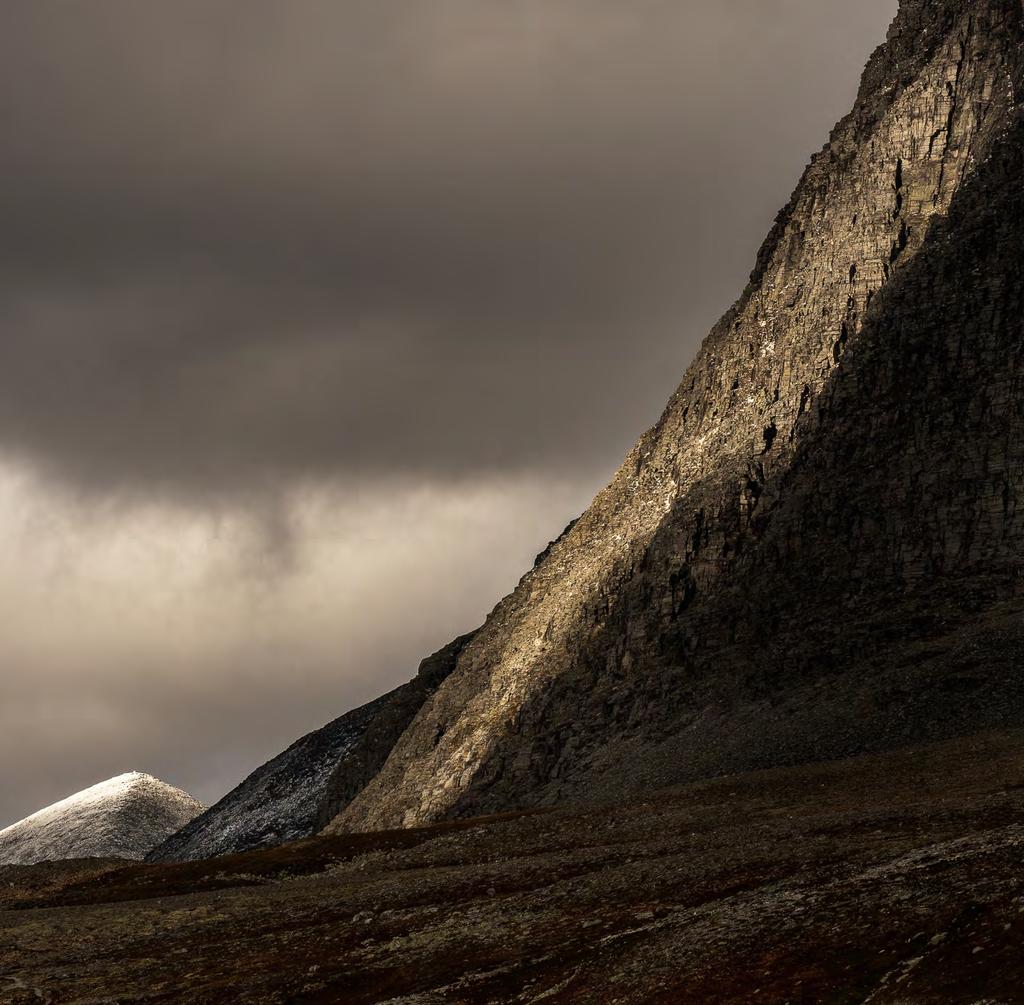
[148,632,476,861]
[328,0,1024,833]
[0,772,203,866]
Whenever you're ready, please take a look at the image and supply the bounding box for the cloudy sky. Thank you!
[0,0,897,825]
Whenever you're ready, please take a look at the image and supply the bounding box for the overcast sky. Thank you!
[0,0,898,826]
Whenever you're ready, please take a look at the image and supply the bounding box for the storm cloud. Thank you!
[0,0,897,824]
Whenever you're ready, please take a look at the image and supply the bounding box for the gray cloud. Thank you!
[0,0,897,497]
[0,0,898,824]
[0,472,589,823]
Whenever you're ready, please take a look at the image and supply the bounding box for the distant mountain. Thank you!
[0,772,203,866]
[148,632,476,862]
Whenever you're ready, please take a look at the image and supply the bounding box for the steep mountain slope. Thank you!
[148,632,475,862]
[0,772,203,866]
[331,0,1024,833]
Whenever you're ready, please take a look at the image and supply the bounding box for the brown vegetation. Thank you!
[4,731,1024,1003]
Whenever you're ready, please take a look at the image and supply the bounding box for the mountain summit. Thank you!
[0,772,203,865]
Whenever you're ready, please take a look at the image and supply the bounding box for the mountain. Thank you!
[325,0,1024,832]
[0,772,203,866]
[147,632,475,861]
[155,0,1024,851]
[9,3,1024,997]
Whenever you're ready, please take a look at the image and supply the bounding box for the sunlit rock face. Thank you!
[0,772,203,865]
[327,0,1024,832]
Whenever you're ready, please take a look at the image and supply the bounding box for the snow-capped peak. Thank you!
[0,772,204,866]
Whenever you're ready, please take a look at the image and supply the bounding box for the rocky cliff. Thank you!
[329,0,1024,833]
[0,772,203,866]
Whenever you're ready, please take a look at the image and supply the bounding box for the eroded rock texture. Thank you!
[331,0,1024,833]
[148,633,475,861]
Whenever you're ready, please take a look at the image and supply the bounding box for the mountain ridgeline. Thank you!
[157,0,1024,859]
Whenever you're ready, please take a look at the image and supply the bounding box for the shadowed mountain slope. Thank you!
[330,0,1024,832]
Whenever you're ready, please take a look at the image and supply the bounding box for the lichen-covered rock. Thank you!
[148,632,476,861]
[331,0,1024,832]
[0,772,203,865]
